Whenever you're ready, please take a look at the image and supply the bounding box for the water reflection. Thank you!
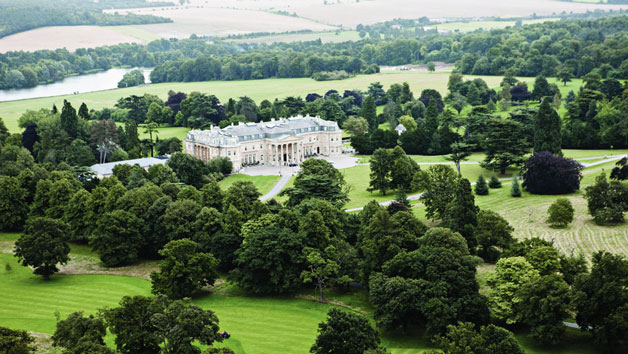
[0,67,152,102]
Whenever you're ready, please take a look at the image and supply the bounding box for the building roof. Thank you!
[185,115,340,147]
[90,156,169,176]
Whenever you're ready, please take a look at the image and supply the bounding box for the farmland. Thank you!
[182,0,628,27]
[114,6,336,39]
[0,25,150,53]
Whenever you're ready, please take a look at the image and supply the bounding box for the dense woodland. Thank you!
[4,14,628,89]
[0,0,172,39]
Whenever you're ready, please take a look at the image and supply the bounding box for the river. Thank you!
[0,67,152,102]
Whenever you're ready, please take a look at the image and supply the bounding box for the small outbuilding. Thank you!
[394,124,407,135]
[90,156,169,179]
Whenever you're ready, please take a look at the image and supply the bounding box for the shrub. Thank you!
[475,175,489,195]
[312,70,354,81]
[511,175,522,197]
[547,198,575,228]
[522,152,583,195]
[488,175,502,188]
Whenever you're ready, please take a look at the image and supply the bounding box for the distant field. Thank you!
[113,6,336,38]
[232,30,363,44]
[0,26,146,53]
[193,0,628,27]
[429,18,560,32]
[1,70,526,133]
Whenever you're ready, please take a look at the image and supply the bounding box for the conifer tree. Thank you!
[534,98,562,155]
[511,175,522,197]
[489,175,502,188]
[78,102,90,120]
[443,178,479,250]
[360,95,377,133]
[466,82,481,106]
[60,100,78,139]
[475,175,489,195]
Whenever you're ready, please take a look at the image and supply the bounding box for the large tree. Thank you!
[360,95,378,133]
[0,176,28,230]
[517,275,571,345]
[442,178,478,251]
[231,226,306,294]
[435,322,525,354]
[14,217,70,279]
[151,239,219,299]
[419,164,459,220]
[522,152,583,195]
[370,228,489,335]
[480,118,529,175]
[487,257,539,324]
[310,309,381,354]
[52,312,111,354]
[368,148,392,195]
[573,251,628,352]
[60,100,78,139]
[534,98,562,155]
[90,210,143,267]
[282,158,348,207]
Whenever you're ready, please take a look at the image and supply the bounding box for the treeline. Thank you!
[0,0,172,39]
[0,38,237,89]
[151,15,628,83]
[6,14,628,89]
[351,73,628,160]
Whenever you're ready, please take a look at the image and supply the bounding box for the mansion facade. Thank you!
[184,115,343,172]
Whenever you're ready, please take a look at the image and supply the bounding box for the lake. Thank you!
[0,67,152,102]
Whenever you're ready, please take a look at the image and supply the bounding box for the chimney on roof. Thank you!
[271,118,275,122]
[238,121,244,126]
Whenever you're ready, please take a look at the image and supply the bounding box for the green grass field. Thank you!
[0,70,536,133]
[408,159,628,264]
[232,30,363,44]
[431,18,560,32]
[0,246,599,354]
[218,174,281,196]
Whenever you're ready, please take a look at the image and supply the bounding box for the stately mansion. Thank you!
[184,115,343,171]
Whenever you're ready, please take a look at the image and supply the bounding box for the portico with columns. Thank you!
[184,115,342,172]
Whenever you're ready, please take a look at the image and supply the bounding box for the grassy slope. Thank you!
[0,70,529,133]
[218,174,281,196]
[409,159,628,263]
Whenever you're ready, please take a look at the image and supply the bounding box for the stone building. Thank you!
[184,115,343,172]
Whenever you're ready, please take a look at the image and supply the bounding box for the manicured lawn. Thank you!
[413,160,628,264]
[0,251,596,354]
[0,253,151,335]
[138,126,190,142]
[218,174,281,196]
